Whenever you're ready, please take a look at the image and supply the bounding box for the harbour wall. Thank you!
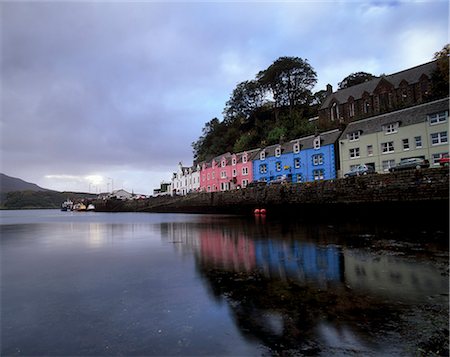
[95,168,449,221]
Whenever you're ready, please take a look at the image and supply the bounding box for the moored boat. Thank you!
[87,204,95,211]
[61,199,73,211]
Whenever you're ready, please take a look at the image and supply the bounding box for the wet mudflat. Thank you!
[1,210,448,356]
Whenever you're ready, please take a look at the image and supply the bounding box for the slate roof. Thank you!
[340,98,449,137]
[320,61,437,109]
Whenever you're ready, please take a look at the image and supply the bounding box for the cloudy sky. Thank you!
[1,0,448,194]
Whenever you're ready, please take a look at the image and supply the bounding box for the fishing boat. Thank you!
[61,199,73,211]
[87,204,95,211]
[73,203,87,212]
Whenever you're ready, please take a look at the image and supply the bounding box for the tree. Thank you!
[431,44,449,99]
[257,57,317,114]
[338,72,376,89]
[223,80,266,125]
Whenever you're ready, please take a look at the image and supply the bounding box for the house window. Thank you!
[415,136,422,148]
[348,131,360,141]
[293,143,300,153]
[260,151,266,160]
[313,137,321,149]
[349,102,355,117]
[212,172,215,179]
[221,160,226,167]
[349,148,360,159]
[313,169,324,180]
[367,145,373,156]
[383,123,398,134]
[428,111,448,125]
[221,171,226,178]
[331,102,339,121]
[260,164,267,174]
[232,169,237,177]
[275,147,281,157]
[294,157,300,168]
[432,152,448,165]
[242,167,248,175]
[381,141,394,153]
[363,100,370,114]
[312,154,323,165]
[382,160,395,172]
[207,173,210,180]
[402,138,410,150]
[431,131,448,145]
[242,179,249,188]
[275,162,281,171]
[296,174,303,183]
[232,158,237,165]
[242,155,247,163]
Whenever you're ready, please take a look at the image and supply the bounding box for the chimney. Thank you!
[326,84,333,95]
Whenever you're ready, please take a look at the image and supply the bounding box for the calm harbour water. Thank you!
[1,209,448,356]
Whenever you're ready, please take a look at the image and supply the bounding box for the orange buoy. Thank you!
[254,208,260,215]
[260,208,267,215]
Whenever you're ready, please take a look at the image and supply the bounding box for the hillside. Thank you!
[0,173,97,209]
[0,173,50,193]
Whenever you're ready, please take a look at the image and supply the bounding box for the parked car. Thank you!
[247,180,267,188]
[388,157,429,172]
[438,154,449,167]
[344,164,375,177]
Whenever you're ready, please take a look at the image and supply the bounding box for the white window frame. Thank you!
[242,155,247,163]
[382,159,395,172]
[221,171,226,179]
[294,157,300,168]
[415,136,422,148]
[260,164,267,174]
[275,161,281,171]
[349,148,360,159]
[367,145,373,156]
[428,111,448,125]
[260,151,266,160]
[242,167,248,175]
[381,141,394,154]
[232,169,237,177]
[313,137,321,149]
[312,154,323,165]
[348,131,360,141]
[402,138,410,151]
[232,157,237,166]
[293,143,300,153]
[383,123,398,134]
[431,131,448,145]
[313,169,324,180]
[275,147,281,157]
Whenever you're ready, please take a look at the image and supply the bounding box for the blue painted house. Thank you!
[252,129,341,183]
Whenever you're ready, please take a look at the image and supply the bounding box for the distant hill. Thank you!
[0,173,51,193]
[0,173,97,209]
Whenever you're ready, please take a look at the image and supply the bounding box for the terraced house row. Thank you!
[170,60,449,195]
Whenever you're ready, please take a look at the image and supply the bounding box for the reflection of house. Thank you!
[252,129,341,183]
[255,241,342,283]
[199,228,256,271]
[339,98,448,175]
[344,250,448,301]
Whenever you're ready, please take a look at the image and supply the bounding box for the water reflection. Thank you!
[162,217,448,355]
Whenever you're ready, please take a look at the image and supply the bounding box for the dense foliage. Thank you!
[192,57,320,163]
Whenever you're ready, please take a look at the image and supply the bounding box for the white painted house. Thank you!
[170,162,201,196]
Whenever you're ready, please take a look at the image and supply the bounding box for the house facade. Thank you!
[199,150,258,192]
[318,61,438,129]
[252,129,341,183]
[170,162,200,195]
[339,98,449,175]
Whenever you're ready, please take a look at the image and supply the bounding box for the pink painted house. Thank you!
[199,149,259,192]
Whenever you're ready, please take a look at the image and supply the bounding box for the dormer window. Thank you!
[275,147,281,157]
[260,151,266,160]
[221,159,226,167]
[293,142,300,153]
[232,157,237,166]
[242,154,247,163]
[428,111,448,125]
[348,131,360,141]
[383,122,399,134]
[313,137,321,149]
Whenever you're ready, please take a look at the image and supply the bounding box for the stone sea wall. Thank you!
[95,167,449,220]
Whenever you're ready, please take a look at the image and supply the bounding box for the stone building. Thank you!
[318,61,438,129]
